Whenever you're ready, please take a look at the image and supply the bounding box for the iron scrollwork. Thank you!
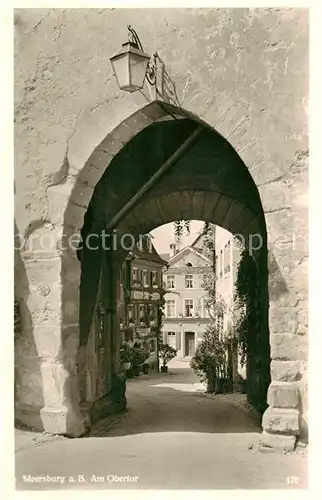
[127,24,157,86]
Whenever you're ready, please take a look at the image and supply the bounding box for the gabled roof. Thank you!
[132,245,167,266]
[191,225,216,251]
[160,253,170,262]
[190,232,205,249]
[128,236,168,266]
[167,244,212,266]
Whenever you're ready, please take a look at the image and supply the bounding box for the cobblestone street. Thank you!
[15,363,307,490]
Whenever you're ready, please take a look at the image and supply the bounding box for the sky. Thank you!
[150,220,204,255]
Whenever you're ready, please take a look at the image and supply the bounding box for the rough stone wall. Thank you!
[14,8,308,442]
[14,8,308,235]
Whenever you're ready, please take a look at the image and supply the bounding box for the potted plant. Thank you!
[190,324,230,393]
[120,343,132,372]
[131,344,148,376]
[158,343,177,372]
[142,362,150,374]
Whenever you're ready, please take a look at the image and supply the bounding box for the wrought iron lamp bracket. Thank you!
[127,25,157,86]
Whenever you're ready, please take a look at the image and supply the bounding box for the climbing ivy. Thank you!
[233,245,270,413]
[233,247,258,367]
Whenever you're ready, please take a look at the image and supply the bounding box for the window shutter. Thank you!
[176,331,181,350]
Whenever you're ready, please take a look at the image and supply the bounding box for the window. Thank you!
[215,255,219,280]
[166,275,175,289]
[142,270,148,287]
[128,304,134,322]
[134,269,142,287]
[224,241,231,274]
[166,300,176,318]
[147,303,153,319]
[147,237,153,253]
[151,271,158,287]
[132,267,138,286]
[184,299,194,317]
[167,331,176,348]
[185,274,193,289]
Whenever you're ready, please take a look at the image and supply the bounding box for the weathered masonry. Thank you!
[14,8,308,449]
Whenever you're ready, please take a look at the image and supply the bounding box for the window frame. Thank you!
[166,274,175,289]
[184,299,194,318]
[185,274,194,289]
[152,270,158,288]
[166,299,176,318]
[142,269,149,287]
[132,267,138,287]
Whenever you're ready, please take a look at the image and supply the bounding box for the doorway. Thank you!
[185,332,195,357]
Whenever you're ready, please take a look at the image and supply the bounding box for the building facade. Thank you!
[212,226,241,329]
[212,226,244,381]
[162,239,212,358]
[119,236,166,352]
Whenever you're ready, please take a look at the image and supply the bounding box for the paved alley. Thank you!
[15,364,307,490]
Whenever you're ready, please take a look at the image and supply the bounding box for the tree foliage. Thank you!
[190,324,231,383]
[158,343,177,367]
[173,220,190,245]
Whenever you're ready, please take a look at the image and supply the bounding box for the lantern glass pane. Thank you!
[129,53,149,89]
[111,54,130,90]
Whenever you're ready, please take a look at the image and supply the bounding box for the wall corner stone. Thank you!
[267,381,300,409]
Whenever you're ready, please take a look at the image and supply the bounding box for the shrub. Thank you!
[158,343,177,367]
[131,344,149,367]
[190,324,230,390]
[120,343,133,364]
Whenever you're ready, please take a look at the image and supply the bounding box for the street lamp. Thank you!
[110,25,156,93]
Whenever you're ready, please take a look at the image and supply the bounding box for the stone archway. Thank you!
[15,99,306,449]
[74,112,270,434]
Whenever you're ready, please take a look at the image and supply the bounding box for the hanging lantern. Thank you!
[110,25,155,93]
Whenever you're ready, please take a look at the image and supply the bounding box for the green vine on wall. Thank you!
[233,247,258,367]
